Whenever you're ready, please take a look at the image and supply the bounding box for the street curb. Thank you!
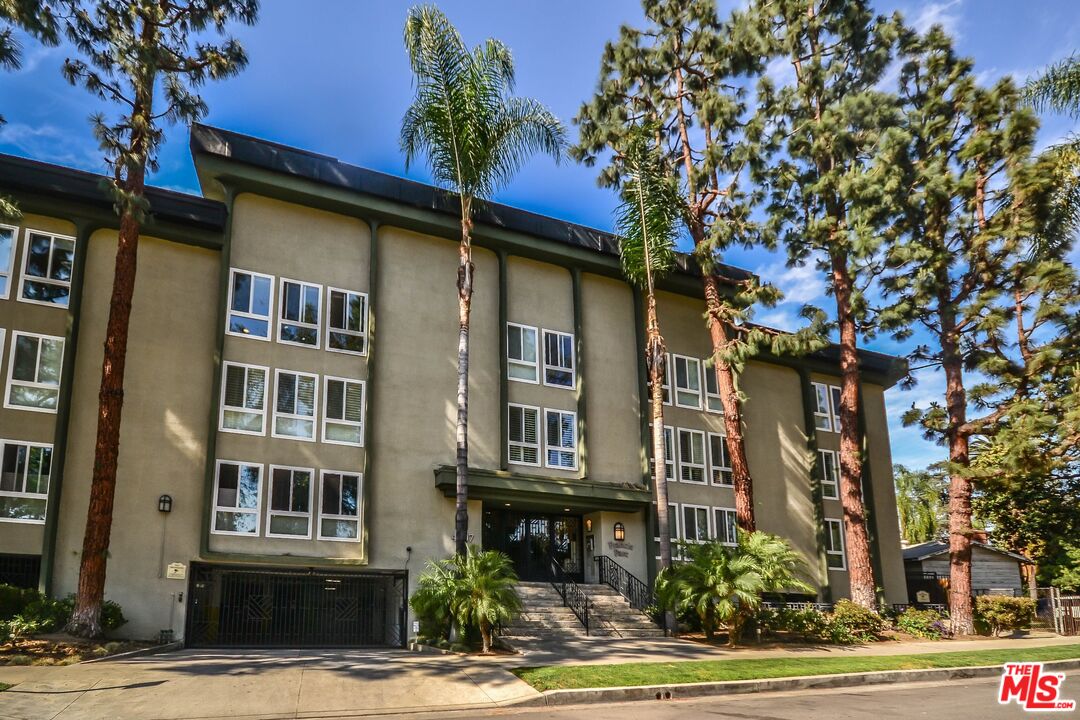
[511,658,1080,707]
[80,640,184,664]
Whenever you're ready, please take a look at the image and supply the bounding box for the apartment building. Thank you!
[0,124,907,647]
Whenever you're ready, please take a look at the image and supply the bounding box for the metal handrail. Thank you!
[549,556,590,635]
[595,555,655,613]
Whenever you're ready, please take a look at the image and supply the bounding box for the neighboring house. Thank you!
[903,540,1032,601]
[0,125,909,648]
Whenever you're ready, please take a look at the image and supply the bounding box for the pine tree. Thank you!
[57,0,258,638]
[748,0,902,609]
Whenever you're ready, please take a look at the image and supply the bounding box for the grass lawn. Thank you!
[513,644,1080,692]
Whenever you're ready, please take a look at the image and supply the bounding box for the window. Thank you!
[709,433,733,486]
[703,361,724,414]
[543,330,575,388]
[267,466,313,538]
[323,376,364,446]
[673,355,702,409]
[273,370,318,441]
[825,518,846,570]
[227,268,273,340]
[506,323,538,383]
[212,460,262,535]
[830,386,842,433]
[219,362,267,435]
[545,409,577,470]
[651,502,680,542]
[0,440,51,523]
[714,507,738,546]
[648,425,676,482]
[508,403,540,466]
[20,230,75,307]
[5,331,64,412]
[812,381,842,433]
[646,353,672,405]
[818,449,840,499]
[682,504,710,543]
[0,224,16,299]
[326,287,367,354]
[677,428,706,484]
[319,471,361,541]
[278,278,321,347]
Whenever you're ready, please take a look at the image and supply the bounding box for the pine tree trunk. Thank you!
[830,252,876,609]
[454,212,474,558]
[647,294,673,572]
[941,340,974,635]
[702,274,755,532]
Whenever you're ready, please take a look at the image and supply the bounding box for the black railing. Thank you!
[596,555,655,613]
[550,556,590,635]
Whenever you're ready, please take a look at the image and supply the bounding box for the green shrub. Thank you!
[826,600,889,644]
[18,595,70,632]
[754,606,831,642]
[0,620,10,644]
[896,607,950,639]
[6,616,42,640]
[0,585,38,620]
[975,595,1035,636]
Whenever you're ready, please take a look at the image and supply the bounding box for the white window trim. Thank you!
[316,469,363,542]
[266,464,314,539]
[708,431,733,487]
[218,361,269,436]
[677,427,707,484]
[830,385,843,433]
[812,381,842,433]
[276,276,322,349]
[818,449,840,500]
[681,503,711,544]
[662,353,672,406]
[653,502,681,559]
[672,354,703,410]
[210,459,263,537]
[506,322,539,384]
[17,228,76,309]
[271,368,320,443]
[225,268,274,342]
[321,375,365,447]
[324,286,368,356]
[648,424,676,483]
[713,506,738,546]
[543,407,578,471]
[4,330,64,414]
[508,402,541,467]
[542,329,576,390]
[0,223,17,301]
[0,438,52,525]
[703,360,724,414]
[825,518,847,570]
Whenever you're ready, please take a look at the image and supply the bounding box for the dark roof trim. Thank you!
[0,152,227,233]
[903,541,1032,564]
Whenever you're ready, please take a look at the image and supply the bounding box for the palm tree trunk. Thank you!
[830,251,876,610]
[703,274,755,532]
[646,294,673,572]
[480,618,491,654]
[941,321,974,635]
[455,209,474,558]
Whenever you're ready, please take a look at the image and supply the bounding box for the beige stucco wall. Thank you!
[53,229,217,640]
[863,383,907,604]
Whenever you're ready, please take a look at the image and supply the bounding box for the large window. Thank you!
[812,381,842,433]
[278,278,321,347]
[212,460,262,535]
[677,428,706,484]
[682,504,710,543]
[0,441,51,523]
[508,403,540,466]
[267,465,313,538]
[672,354,702,409]
[506,322,538,383]
[545,409,577,470]
[818,449,840,499]
[319,471,361,541]
[648,425,675,482]
[714,507,738,546]
[273,370,319,441]
[651,502,680,541]
[825,518,846,570]
[227,268,273,340]
[5,331,64,413]
[543,330,574,388]
[0,224,15,299]
[323,376,364,446]
[326,288,367,355]
[20,230,75,307]
[219,362,267,435]
[703,361,724,414]
[709,432,733,487]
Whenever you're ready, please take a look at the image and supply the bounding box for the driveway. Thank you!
[0,648,540,720]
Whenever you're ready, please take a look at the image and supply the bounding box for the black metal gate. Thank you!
[186,564,407,648]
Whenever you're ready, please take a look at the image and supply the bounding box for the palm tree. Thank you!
[738,530,814,597]
[400,5,565,555]
[451,545,522,653]
[612,125,682,575]
[893,464,947,545]
[1024,55,1080,117]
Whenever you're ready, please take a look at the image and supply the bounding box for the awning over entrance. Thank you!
[432,465,651,513]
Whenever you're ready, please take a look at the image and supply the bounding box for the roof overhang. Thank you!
[433,465,651,513]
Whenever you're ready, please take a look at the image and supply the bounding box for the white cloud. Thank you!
[0,122,104,172]
[910,0,963,37]
[764,56,795,88]
[753,308,802,333]
[757,259,827,305]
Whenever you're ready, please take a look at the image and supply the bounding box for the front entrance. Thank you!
[482,509,583,582]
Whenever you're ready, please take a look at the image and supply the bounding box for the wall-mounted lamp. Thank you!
[585,518,593,533]
[613,522,625,542]
[158,494,173,513]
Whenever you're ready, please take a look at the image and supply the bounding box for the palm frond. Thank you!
[1023,54,1080,118]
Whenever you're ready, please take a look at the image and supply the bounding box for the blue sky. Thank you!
[2,0,1078,470]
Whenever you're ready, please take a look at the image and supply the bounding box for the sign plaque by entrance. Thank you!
[915,590,931,603]
[166,563,187,580]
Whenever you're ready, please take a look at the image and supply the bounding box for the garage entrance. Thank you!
[186,564,407,648]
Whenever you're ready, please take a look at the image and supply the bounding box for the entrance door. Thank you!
[483,509,583,582]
